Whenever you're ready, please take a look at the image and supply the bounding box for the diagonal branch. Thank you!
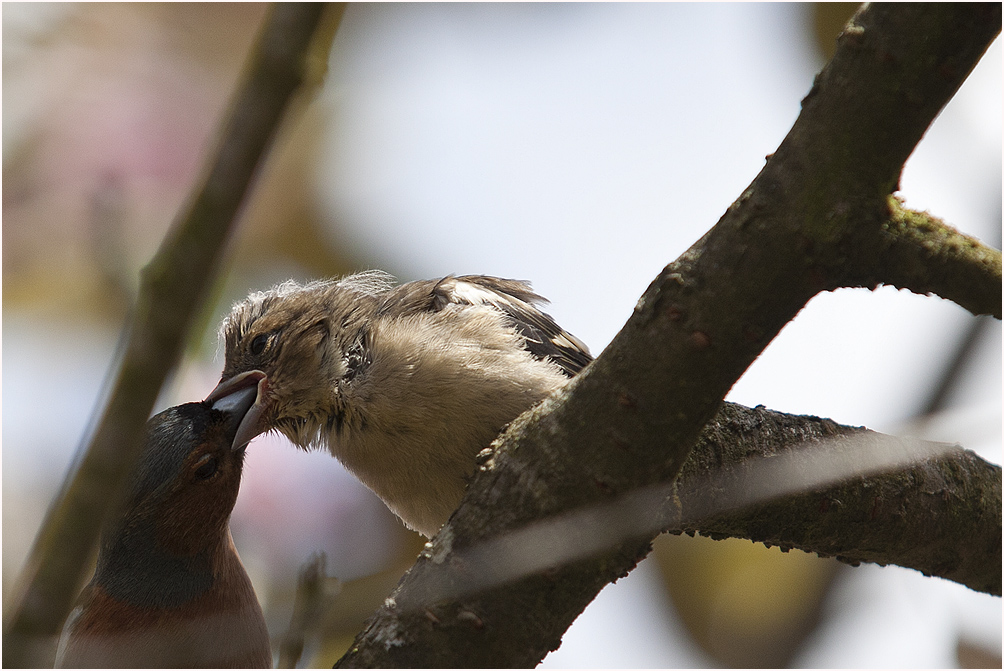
[1,4,343,668]
[336,404,1001,668]
[336,4,1000,667]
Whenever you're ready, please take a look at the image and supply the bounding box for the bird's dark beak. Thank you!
[206,370,268,451]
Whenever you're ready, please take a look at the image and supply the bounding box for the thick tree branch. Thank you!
[2,4,342,667]
[337,5,1000,667]
[336,404,1001,668]
[672,403,1002,597]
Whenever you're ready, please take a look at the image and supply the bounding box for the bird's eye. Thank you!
[250,333,269,356]
[193,455,218,481]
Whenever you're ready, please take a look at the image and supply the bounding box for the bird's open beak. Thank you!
[206,370,269,451]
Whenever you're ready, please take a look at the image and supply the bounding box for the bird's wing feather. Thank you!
[379,276,592,376]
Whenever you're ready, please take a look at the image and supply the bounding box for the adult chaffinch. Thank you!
[55,386,271,668]
[207,272,592,538]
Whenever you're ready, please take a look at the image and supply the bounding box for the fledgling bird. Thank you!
[207,272,592,538]
[55,387,272,668]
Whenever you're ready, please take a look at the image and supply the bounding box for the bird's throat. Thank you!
[96,524,215,609]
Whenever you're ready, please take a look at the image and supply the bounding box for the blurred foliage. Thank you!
[652,532,839,667]
[227,89,356,281]
[957,639,1003,669]
[812,3,860,61]
[1,2,361,660]
[2,3,353,331]
[3,4,262,318]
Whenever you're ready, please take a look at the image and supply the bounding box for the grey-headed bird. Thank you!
[56,387,271,668]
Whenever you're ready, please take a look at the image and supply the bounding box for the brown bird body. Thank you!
[209,273,591,537]
[55,392,271,668]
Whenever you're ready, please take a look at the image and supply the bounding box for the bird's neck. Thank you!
[94,521,229,609]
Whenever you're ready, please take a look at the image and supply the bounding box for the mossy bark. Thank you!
[337,4,1001,668]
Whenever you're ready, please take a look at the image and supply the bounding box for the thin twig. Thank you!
[278,554,343,669]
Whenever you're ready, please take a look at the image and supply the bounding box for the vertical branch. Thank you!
[2,4,344,667]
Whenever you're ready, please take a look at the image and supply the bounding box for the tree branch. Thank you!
[336,403,1001,668]
[855,197,1003,318]
[672,403,1002,597]
[1,4,343,667]
[336,4,1000,667]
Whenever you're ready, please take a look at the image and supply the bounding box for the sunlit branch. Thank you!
[862,197,1002,318]
[336,5,1001,668]
[374,405,999,610]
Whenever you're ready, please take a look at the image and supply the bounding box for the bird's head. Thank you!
[207,279,379,449]
[109,383,259,561]
[86,386,261,611]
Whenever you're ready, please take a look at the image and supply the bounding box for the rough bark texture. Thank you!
[336,404,1001,669]
[871,198,1002,318]
[672,403,1002,597]
[336,4,1001,668]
